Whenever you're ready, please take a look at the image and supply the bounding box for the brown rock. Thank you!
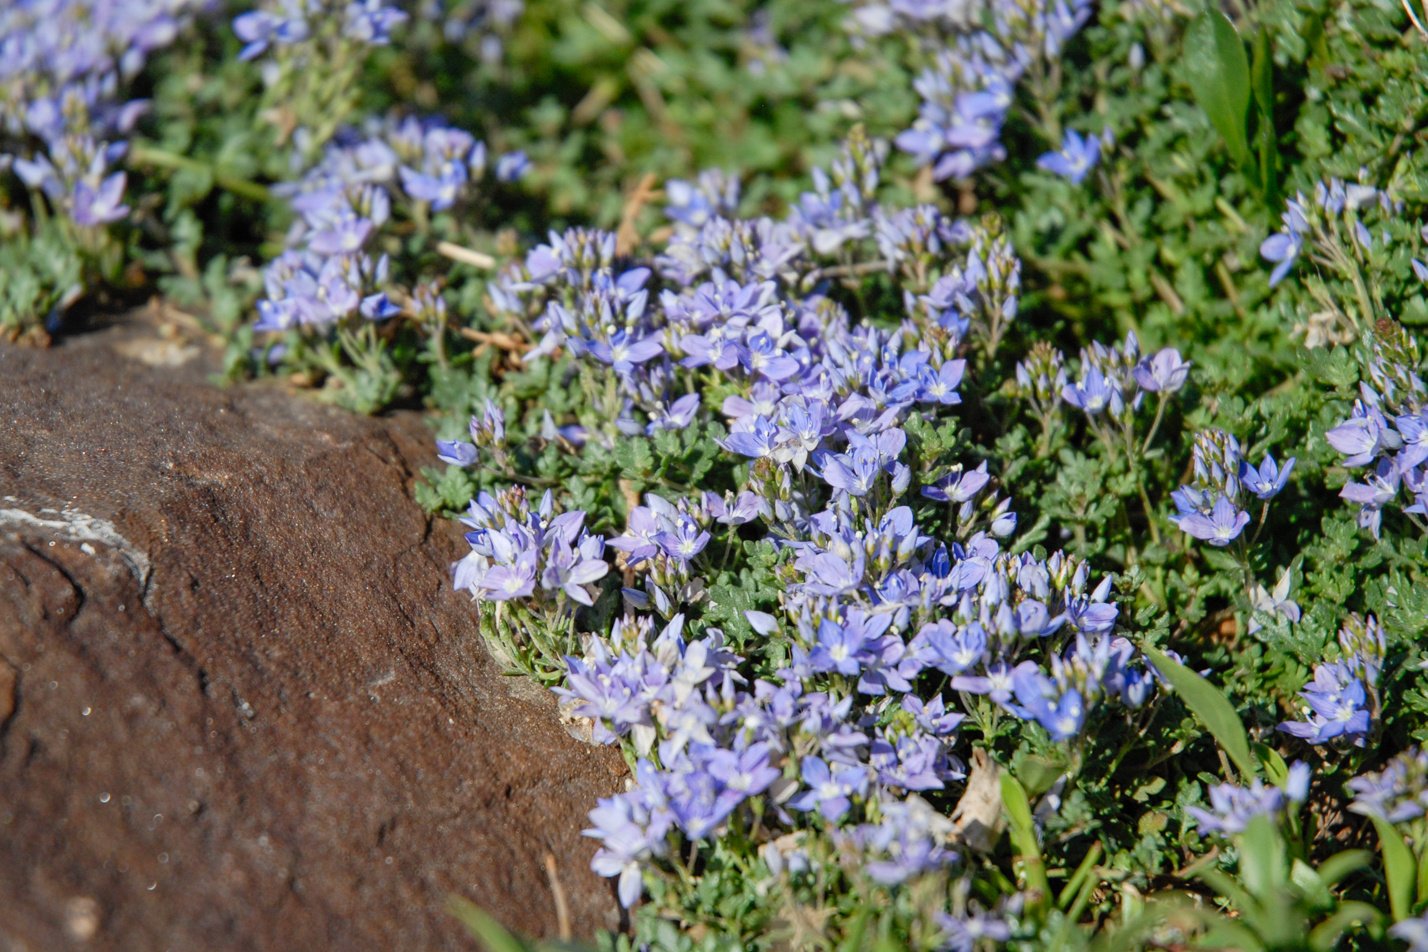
[0,313,623,950]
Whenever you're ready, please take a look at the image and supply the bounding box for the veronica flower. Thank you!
[1005,663,1086,741]
[1133,347,1191,393]
[646,393,701,433]
[436,439,478,467]
[922,462,990,504]
[1187,763,1309,835]
[1391,917,1428,952]
[1260,195,1308,287]
[481,552,538,600]
[1348,746,1428,824]
[1240,454,1295,500]
[71,171,129,226]
[808,618,872,677]
[1326,405,1396,467]
[1062,365,1120,416]
[1173,494,1250,546]
[654,518,711,563]
[1036,128,1101,184]
[789,756,868,824]
[1248,566,1301,633]
[721,416,779,459]
[1279,661,1372,746]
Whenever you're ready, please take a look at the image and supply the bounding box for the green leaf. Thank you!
[1308,901,1383,952]
[448,897,537,952]
[1145,647,1257,779]
[1255,743,1289,786]
[1183,10,1254,169]
[1001,773,1051,907]
[1315,849,1372,890]
[1370,814,1415,922]
[1250,25,1278,202]
[1239,814,1285,899]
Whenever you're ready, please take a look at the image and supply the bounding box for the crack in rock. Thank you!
[0,503,151,586]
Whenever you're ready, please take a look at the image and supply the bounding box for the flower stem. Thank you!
[127,142,274,204]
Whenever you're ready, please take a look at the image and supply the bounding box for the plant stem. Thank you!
[127,142,274,204]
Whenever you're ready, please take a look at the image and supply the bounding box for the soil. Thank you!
[0,310,624,951]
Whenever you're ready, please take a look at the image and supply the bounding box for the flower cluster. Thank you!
[415,0,525,63]
[1278,615,1383,747]
[452,486,608,606]
[1327,322,1428,537]
[254,114,507,333]
[451,137,1160,919]
[1187,762,1309,836]
[234,0,407,64]
[1260,178,1390,289]
[1348,744,1428,825]
[1170,429,1294,547]
[1,0,212,227]
[847,0,1093,180]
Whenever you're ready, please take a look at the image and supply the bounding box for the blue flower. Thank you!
[1036,128,1101,184]
[1173,495,1250,546]
[1132,347,1191,394]
[1260,195,1308,287]
[436,439,478,467]
[1239,454,1295,500]
[789,756,868,824]
[1187,764,1309,836]
[1279,661,1372,746]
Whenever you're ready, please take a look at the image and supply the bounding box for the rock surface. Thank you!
[0,312,624,950]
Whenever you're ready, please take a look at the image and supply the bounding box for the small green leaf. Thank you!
[1183,10,1253,168]
[1146,647,1257,779]
[1255,743,1289,785]
[1315,849,1372,890]
[1370,814,1415,922]
[1240,814,1285,899]
[448,897,537,952]
[1250,26,1278,203]
[1001,773,1051,906]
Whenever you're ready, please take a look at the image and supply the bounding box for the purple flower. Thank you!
[436,439,478,467]
[720,416,779,459]
[587,330,665,376]
[789,756,868,824]
[1327,406,1396,467]
[1062,365,1121,416]
[922,463,990,504]
[1348,746,1428,824]
[1133,348,1191,393]
[1173,495,1250,546]
[847,796,958,885]
[1007,664,1087,741]
[1187,765,1309,836]
[1279,661,1372,746]
[646,394,701,433]
[71,171,129,226]
[1036,128,1101,184]
[917,359,966,405]
[541,537,609,606]
[704,740,781,800]
[481,553,538,600]
[1260,196,1308,287]
[654,518,711,563]
[1240,454,1295,500]
[495,151,529,182]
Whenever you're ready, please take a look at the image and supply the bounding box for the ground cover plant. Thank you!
[4,0,1428,948]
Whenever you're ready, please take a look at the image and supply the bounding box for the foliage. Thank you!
[3,0,1428,949]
